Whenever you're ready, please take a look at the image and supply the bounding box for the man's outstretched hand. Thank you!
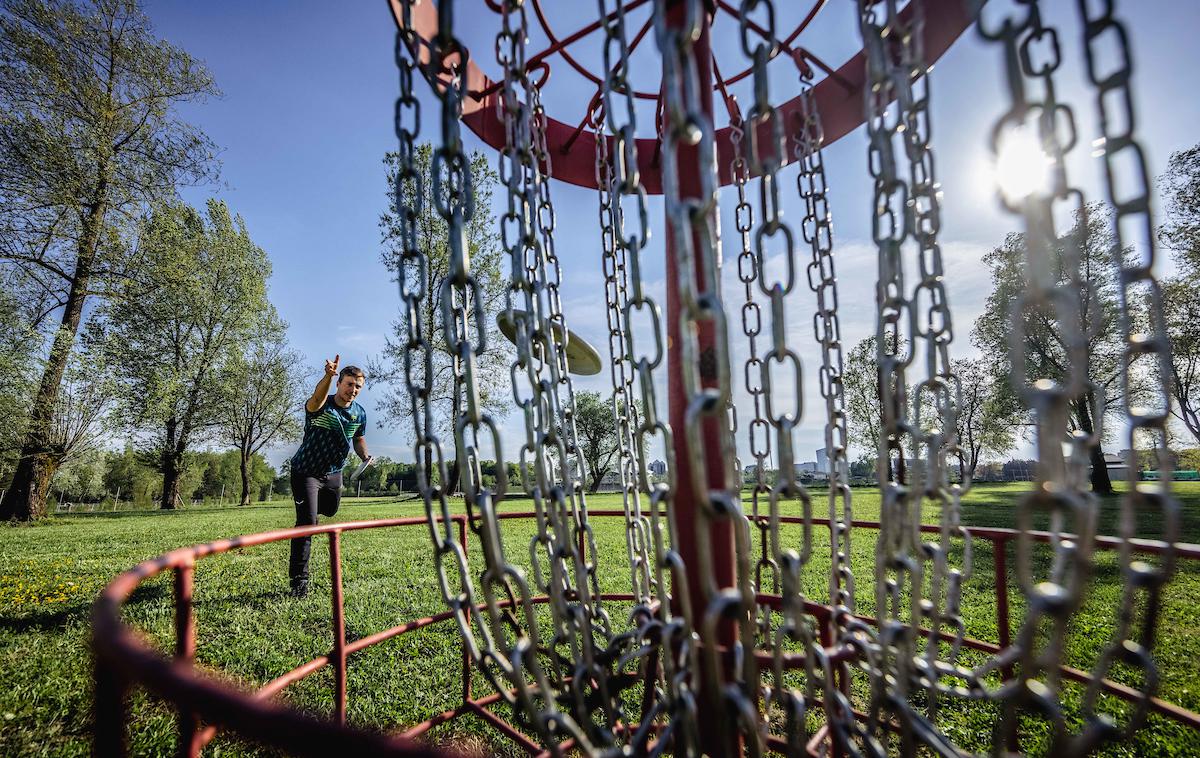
[324,354,340,378]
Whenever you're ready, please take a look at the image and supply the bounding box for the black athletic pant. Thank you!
[288,471,343,585]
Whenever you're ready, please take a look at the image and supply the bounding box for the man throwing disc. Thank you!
[288,355,369,597]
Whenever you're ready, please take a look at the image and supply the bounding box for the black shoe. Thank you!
[289,579,309,598]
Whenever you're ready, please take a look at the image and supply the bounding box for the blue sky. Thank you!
[144,1,1200,468]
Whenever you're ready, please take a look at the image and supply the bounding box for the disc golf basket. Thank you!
[92,1,1199,756]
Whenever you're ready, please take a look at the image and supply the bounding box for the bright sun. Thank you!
[994,124,1052,202]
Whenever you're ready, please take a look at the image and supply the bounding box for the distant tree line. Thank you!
[45,446,279,508]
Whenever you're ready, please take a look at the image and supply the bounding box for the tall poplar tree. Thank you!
[0,0,218,520]
[217,310,305,506]
[370,144,510,492]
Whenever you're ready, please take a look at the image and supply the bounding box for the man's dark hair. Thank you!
[338,365,365,382]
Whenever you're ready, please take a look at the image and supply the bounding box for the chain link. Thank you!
[397,1,1184,754]
[972,2,1104,750]
[856,1,971,750]
[1073,0,1179,749]
[595,1,703,752]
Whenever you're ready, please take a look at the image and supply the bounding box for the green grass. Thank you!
[1,482,1199,756]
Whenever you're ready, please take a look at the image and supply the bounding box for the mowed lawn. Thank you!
[2,482,1199,756]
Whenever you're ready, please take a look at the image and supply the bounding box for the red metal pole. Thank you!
[329,532,347,725]
[663,2,737,754]
[174,562,198,758]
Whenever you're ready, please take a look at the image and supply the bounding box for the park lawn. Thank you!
[1,482,1198,756]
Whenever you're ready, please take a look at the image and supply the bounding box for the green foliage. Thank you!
[217,308,305,504]
[104,199,272,507]
[571,391,619,492]
[972,204,1139,492]
[51,445,278,505]
[950,357,1014,479]
[369,144,511,449]
[1158,143,1200,273]
[842,334,897,458]
[972,205,1132,434]
[0,284,39,480]
[1158,144,1200,446]
[0,0,220,519]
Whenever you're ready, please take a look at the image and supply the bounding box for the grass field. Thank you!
[2,482,1199,756]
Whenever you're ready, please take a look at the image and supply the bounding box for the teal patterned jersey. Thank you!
[290,395,366,476]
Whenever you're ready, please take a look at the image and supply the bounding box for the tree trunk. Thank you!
[446,457,461,496]
[0,201,105,521]
[161,450,183,510]
[239,447,252,506]
[1076,394,1114,495]
[160,416,183,510]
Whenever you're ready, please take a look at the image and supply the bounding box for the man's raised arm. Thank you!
[306,354,339,412]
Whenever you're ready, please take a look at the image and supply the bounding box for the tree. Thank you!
[0,281,39,481]
[1162,279,1200,446]
[843,334,914,479]
[0,0,219,520]
[950,357,1013,481]
[570,391,620,493]
[1158,145,1200,446]
[1158,143,1200,272]
[369,144,510,492]
[972,204,1137,494]
[843,336,886,460]
[105,200,270,509]
[217,311,305,505]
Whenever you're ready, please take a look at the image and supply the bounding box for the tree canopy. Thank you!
[0,0,219,520]
[105,199,271,509]
[972,204,1137,493]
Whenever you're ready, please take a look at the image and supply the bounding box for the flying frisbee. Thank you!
[496,310,603,376]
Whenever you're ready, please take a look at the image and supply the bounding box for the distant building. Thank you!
[648,459,667,476]
[1105,452,1130,482]
[816,447,828,473]
[795,461,817,475]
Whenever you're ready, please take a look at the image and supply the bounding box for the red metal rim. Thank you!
[387,0,975,194]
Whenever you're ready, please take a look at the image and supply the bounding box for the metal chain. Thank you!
[653,0,759,752]
[729,108,778,640]
[972,2,1102,751]
[1073,0,1179,750]
[735,2,824,752]
[493,1,623,749]
[794,66,858,627]
[595,1,702,752]
[395,0,520,730]
[856,1,969,750]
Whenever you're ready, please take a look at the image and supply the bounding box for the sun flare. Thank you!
[994,125,1052,202]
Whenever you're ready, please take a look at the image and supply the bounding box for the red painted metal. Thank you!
[173,563,198,758]
[660,5,739,755]
[93,510,1200,757]
[386,0,975,193]
[329,531,348,725]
